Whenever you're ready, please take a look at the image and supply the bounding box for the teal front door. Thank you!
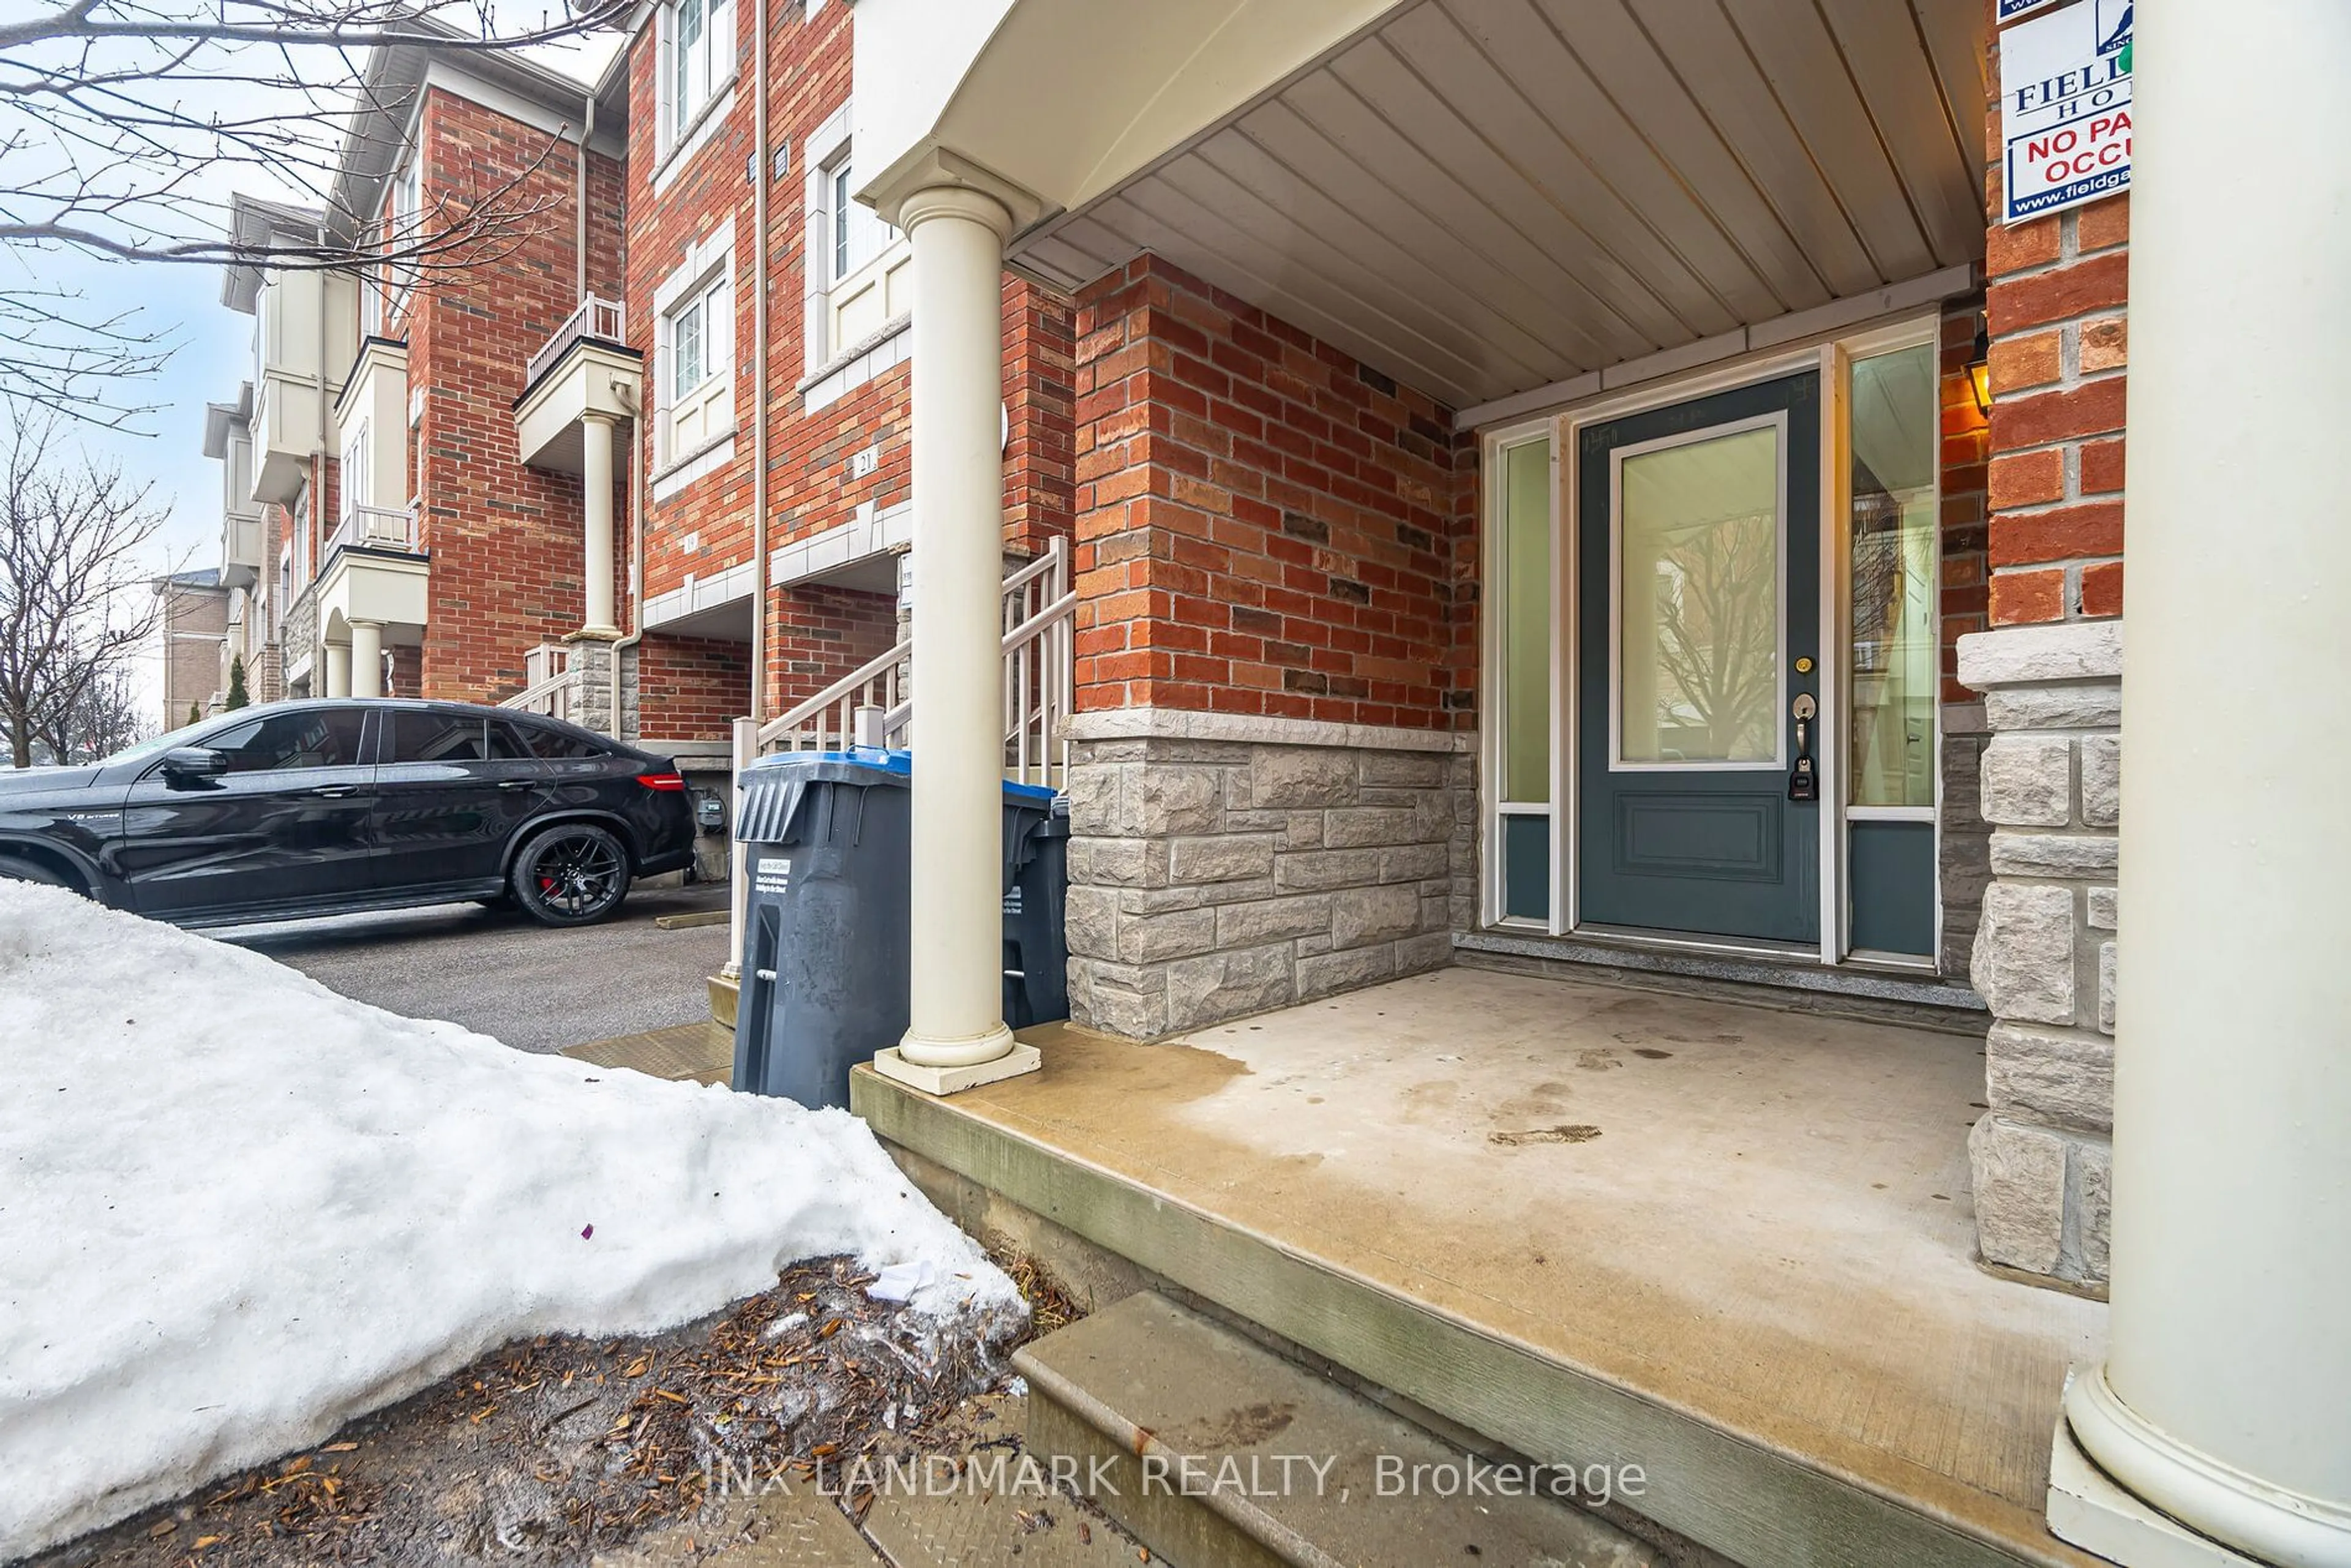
[1575,373,1821,945]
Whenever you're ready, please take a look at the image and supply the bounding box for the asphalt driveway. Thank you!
[212,884,730,1053]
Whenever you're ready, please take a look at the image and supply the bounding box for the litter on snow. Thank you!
[866,1259,941,1302]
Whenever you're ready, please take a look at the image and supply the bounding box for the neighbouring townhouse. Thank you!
[201,384,282,708]
[189,2,2342,1566]
[151,567,230,724]
[198,2,1077,875]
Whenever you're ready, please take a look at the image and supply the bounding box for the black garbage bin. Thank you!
[1003,791,1070,1029]
[732,750,913,1110]
[732,750,1070,1108]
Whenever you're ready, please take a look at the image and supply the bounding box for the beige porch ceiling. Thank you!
[1009,0,1987,415]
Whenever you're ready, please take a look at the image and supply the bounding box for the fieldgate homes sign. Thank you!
[2000,0,2134,224]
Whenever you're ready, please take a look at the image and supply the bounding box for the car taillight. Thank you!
[636,772,688,792]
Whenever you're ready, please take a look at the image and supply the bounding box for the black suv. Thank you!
[0,699,697,927]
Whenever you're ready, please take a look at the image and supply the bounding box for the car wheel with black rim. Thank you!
[511,822,631,927]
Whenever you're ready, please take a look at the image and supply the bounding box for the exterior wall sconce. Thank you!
[1969,318,1993,417]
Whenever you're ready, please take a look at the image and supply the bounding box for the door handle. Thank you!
[498,779,534,791]
[309,785,357,799]
[1788,693,1819,803]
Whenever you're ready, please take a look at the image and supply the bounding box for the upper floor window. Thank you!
[664,270,731,460]
[393,157,419,236]
[801,107,913,404]
[384,155,421,321]
[666,0,733,150]
[340,421,369,525]
[831,157,896,282]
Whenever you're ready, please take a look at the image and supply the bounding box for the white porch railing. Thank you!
[327,502,419,557]
[502,642,579,722]
[527,294,626,390]
[749,535,1073,787]
[726,538,1076,974]
[999,535,1076,790]
[756,643,908,757]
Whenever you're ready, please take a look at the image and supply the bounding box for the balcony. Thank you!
[515,295,641,473]
[326,503,419,558]
[241,268,361,505]
[203,389,264,588]
[527,294,625,390]
[220,511,265,590]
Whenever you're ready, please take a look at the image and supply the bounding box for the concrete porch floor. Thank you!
[855,966,2112,1568]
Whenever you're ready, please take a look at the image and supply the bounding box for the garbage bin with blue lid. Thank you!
[1003,790,1069,1030]
[732,749,1070,1108]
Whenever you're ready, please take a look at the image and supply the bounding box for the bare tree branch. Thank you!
[0,400,178,765]
[1,0,623,427]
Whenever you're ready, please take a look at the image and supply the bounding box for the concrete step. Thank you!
[858,1048,2097,1568]
[708,970,740,1029]
[1016,1291,1659,1568]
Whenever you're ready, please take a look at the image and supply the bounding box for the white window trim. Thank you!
[385,147,424,326]
[651,220,738,490]
[800,102,912,399]
[341,421,369,524]
[650,0,738,196]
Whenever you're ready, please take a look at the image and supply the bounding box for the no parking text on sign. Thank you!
[2000,0,2134,224]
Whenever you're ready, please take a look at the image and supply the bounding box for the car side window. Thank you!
[487,721,539,761]
[517,724,608,761]
[390,714,488,763]
[208,710,366,773]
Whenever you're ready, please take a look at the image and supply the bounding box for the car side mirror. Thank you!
[160,747,228,783]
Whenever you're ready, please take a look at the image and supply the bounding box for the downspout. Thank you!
[601,92,643,748]
[577,97,594,303]
[610,384,645,743]
[315,216,331,612]
[748,0,769,727]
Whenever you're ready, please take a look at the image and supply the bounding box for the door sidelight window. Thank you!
[1845,344,1940,809]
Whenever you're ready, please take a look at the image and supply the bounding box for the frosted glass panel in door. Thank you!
[1499,438,1551,803]
[1618,424,1783,765]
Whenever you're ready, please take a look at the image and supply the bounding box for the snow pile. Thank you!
[0,882,1020,1561]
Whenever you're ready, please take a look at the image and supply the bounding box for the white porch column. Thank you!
[323,640,351,700]
[348,620,384,700]
[879,182,1027,1087]
[2052,6,2351,1567]
[581,411,619,637]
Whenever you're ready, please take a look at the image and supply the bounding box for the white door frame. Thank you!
[1477,313,1946,970]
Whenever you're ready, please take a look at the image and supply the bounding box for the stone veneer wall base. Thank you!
[1062,710,1475,1040]
[1957,619,2121,1291]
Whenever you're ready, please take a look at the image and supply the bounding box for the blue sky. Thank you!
[36,247,255,723]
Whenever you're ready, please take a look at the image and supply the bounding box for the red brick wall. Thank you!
[771,582,899,700]
[400,86,632,702]
[1981,12,2128,626]
[1940,298,1992,700]
[1004,276,1077,557]
[622,0,1074,725]
[386,645,421,699]
[1070,255,1471,731]
[635,633,754,740]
